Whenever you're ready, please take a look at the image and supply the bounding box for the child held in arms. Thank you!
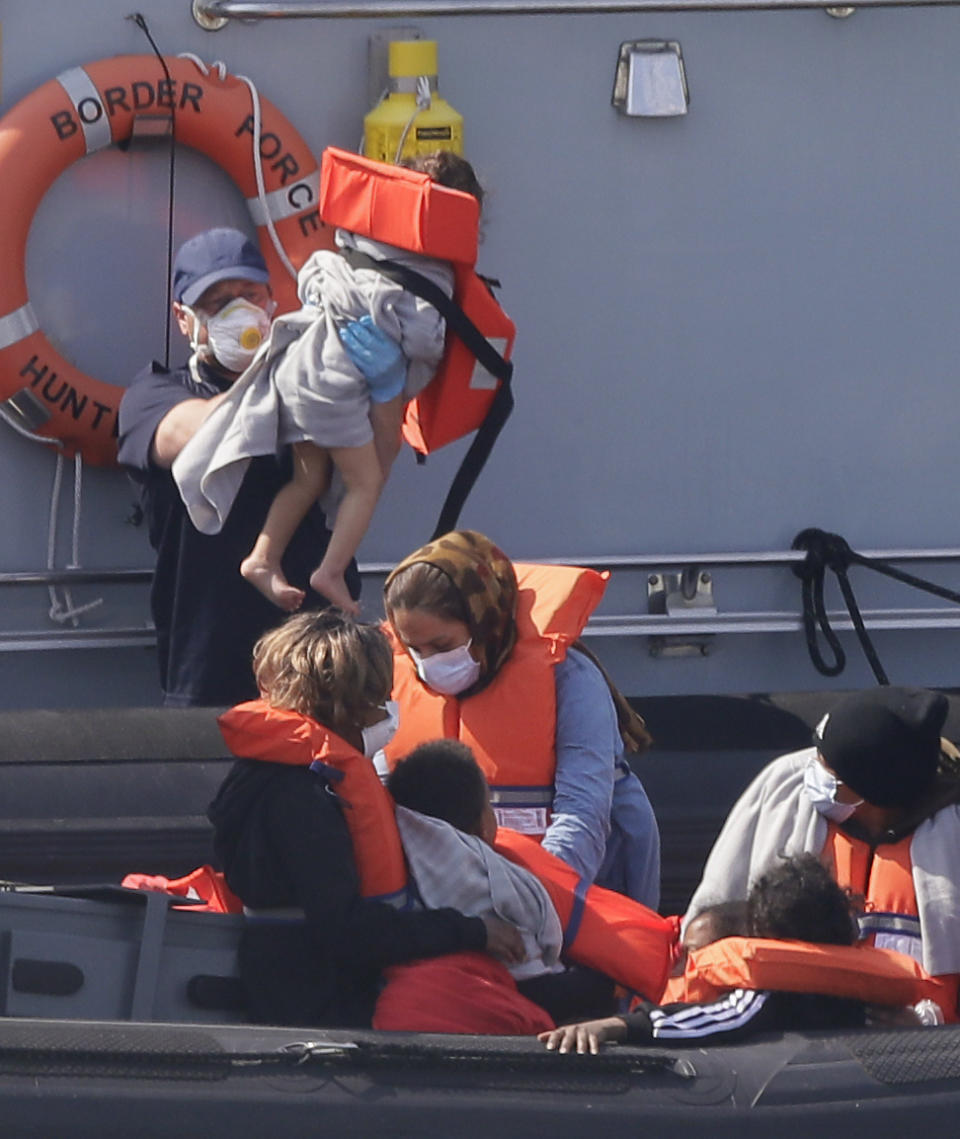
[174,152,484,615]
[385,740,619,1026]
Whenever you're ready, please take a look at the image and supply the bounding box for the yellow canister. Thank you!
[363,40,464,164]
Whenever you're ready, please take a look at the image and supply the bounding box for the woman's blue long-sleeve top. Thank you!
[541,648,661,910]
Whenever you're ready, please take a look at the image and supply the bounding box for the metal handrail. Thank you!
[2,545,960,587]
[586,606,960,637]
[4,603,960,651]
[0,569,153,588]
[194,0,960,22]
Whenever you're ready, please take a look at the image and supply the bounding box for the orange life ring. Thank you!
[0,54,329,466]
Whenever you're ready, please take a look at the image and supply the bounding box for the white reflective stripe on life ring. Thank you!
[0,303,39,350]
[246,169,320,226]
[56,67,113,154]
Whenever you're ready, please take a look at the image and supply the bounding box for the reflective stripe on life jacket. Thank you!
[385,563,609,837]
[318,145,516,456]
[823,824,922,953]
[218,700,410,908]
[671,936,949,1010]
[495,828,673,1000]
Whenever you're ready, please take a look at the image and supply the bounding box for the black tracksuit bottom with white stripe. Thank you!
[623,988,866,1044]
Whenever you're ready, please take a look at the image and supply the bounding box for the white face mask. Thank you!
[802,756,864,823]
[361,700,400,759]
[410,640,481,696]
[190,297,273,373]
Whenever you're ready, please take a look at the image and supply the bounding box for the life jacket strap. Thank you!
[340,246,515,539]
[489,786,554,808]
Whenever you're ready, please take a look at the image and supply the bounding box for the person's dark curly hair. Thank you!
[387,738,488,835]
[400,150,485,209]
[747,854,857,946]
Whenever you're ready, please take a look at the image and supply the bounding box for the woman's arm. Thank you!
[541,650,618,884]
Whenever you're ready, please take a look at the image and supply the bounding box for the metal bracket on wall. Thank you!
[646,568,716,657]
[611,40,688,117]
[193,0,229,30]
[368,27,423,112]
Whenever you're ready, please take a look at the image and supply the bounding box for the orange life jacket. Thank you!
[215,700,670,1000]
[824,824,918,938]
[218,700,410,908]
[385,562,609,836]
[668,936,950,1012]
[318,145,516,456]
[821,823,959,1020]
[121,865,243,914]
[495,828,674,1000]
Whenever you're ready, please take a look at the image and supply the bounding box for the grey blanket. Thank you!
[172,234,452,535]
[396,805,564,981]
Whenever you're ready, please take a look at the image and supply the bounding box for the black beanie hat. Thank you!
[815,687,947,808]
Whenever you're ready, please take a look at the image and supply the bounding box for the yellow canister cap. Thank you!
[389,40,438,77]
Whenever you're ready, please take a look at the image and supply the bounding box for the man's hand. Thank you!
[339,316,407,403]
[538,1016,628,1055]
[481,914,526,965]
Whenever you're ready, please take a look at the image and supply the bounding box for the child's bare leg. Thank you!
[241,441,331,611]
[369,395,404,479]
[309,440,383,615]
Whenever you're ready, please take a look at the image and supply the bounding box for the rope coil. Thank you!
[792,528,960,685]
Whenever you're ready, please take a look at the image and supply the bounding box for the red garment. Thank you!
[373,951,554,1035]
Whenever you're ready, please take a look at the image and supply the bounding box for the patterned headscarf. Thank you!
[385,530,519,689]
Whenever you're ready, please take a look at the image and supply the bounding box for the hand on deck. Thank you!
[538,1016,628,1054]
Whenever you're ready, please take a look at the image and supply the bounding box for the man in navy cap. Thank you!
[119,228,362,707]
[685,687,960,1016]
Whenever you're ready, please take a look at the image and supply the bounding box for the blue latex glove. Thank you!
[339,315,407,403]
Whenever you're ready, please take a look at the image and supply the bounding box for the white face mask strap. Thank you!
[181,304,205,354]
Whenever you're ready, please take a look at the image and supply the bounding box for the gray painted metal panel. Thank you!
[1,0,958,704]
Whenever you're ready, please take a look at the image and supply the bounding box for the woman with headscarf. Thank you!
[382,530,660,909]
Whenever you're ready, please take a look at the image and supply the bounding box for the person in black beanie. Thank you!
[815,687,946,810]
[685,686,960,1020]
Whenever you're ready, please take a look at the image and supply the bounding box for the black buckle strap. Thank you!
[340,247,514,539]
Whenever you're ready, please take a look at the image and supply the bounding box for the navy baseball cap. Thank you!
[173,228,269,306]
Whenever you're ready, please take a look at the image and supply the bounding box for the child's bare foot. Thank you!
[241,557,305,612]
[309,565,361,616]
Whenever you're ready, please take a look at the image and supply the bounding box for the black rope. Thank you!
[792,531,847,677]
[791,528,960,684]
[128,13,176,369]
